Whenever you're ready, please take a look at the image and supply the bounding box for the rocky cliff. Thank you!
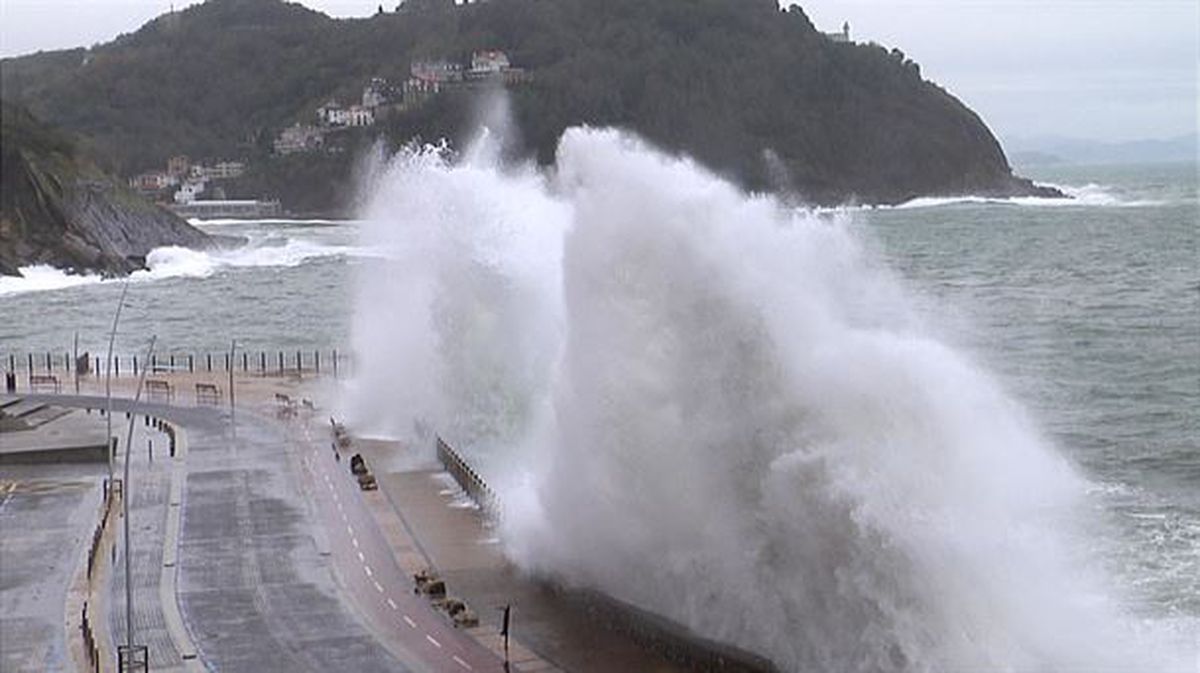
[0,102,213,277]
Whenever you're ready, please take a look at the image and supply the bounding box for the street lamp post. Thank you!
[122,335,156,655]
[105,281,131,488]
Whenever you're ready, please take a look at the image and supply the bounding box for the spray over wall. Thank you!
[347,121,1177,670]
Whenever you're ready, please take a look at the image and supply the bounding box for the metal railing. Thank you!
[2,348,349,385]
[435,436,500,520]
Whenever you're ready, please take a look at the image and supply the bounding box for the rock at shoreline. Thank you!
[0,102,214,277]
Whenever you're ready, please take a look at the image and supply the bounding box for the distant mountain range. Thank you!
[2,0,1057,212]
[1006,134,1198,167]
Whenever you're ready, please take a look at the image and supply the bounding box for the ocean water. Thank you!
[1,155,1196,669]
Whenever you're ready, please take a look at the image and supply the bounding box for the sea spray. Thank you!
[347,126,1179,670]
[345,136,568,444]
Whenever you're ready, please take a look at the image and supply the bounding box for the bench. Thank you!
[195,383,222,405]
[274,393,296,418]
[145,379,173,403]
[29,374,61,393]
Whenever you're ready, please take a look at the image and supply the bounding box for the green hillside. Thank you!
[1,0,1055,211]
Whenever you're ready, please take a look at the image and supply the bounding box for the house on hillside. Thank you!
[464,50,529,84]
[274,124,326,155]
[129,171,176,193]
[318,100,375,127]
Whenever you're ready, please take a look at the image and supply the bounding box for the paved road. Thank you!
[24,395,406,672]
[24,394,505,673]
[291,417,506,673]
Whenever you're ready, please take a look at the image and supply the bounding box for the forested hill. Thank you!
[0,103,211,276]
[0,0,1056,208]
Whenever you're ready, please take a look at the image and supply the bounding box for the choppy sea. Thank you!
[1,159,1196,655]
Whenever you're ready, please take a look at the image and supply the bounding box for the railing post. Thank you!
[278,351,283,372]
[45,352,51,372]
[133,355,139,376]
[242,352,248,372]
[188,354,194,373]
[207,353,212,372]
[333,349,339,378]
[315,350,320,374]
[296,350,302,374]
[260,352,266,373]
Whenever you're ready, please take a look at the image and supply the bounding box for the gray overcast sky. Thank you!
[1,0,1196,143]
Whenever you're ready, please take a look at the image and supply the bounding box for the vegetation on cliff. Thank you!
[0,102,212,276]
[1,0,1056,211]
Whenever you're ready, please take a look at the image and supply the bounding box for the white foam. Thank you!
[886,183,1161,210]
[347,124,1190,671]
[0,238,361,297]
[0,265,104,296]
[189,217,363,226]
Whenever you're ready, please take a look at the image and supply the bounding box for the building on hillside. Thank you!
[167,155,191,179]
[274,124,326,155]
[362,77,391,108]
[464,50,529,84]
[470,49,510,74]
[410,59,462,84]
[207,161,246,179]
[317,101,344,125]
[169,199,282,219]
[317,100,375,127]
[189,161,246,181]
[174,180,205,204]
[827,21,851,43]
[129,171,176,192]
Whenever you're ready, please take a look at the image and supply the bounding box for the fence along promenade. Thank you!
[3,348,350,392]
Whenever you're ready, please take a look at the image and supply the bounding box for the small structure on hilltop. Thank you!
[827,21,851,43]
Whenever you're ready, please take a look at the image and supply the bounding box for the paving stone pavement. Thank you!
[0,467,101,673]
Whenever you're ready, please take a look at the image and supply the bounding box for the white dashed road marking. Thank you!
[387,598,397,610]
[364,565,373,578]
[403,615,416,628]
[373,580,383,593]
[453,655,472,670]
[425,635,441,649]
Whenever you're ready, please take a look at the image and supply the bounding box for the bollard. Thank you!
[188,354,194,373]
[148,438,153,463]
[225,353,230,371]
[65,352,70,372]
[27,354,33,378]
[170,354,175,369]
[95,356,101,376]
[278,351,283,372]
[296,350,302,373]
[115,357,120,378]
[152,354,158,370]
[207,353,212,372]
[260,352,266,373]
[242,352,248,372]
[314,350,320,374]
[45,352,51,372]
[133,355,139,376]
[333,349,339,378]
